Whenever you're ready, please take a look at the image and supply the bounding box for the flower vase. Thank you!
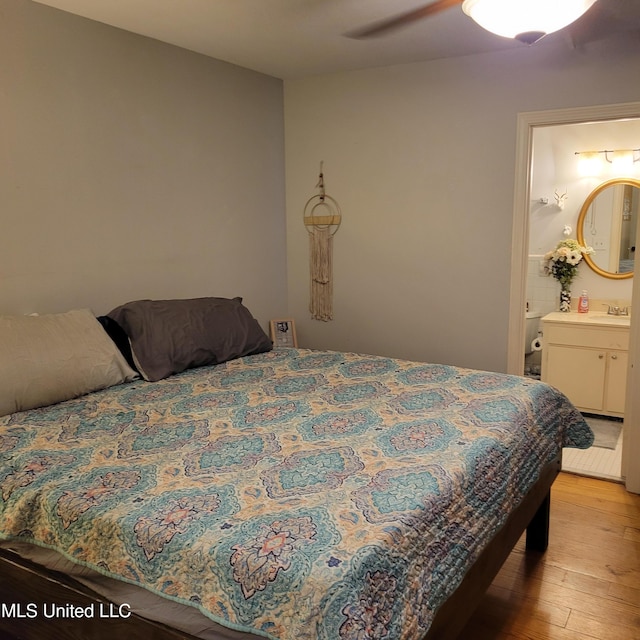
[560,287,571,312]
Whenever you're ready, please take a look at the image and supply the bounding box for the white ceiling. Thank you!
[32,0,640,79]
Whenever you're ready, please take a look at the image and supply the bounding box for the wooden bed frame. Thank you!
[0,454,561,640]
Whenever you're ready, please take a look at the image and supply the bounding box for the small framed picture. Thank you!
[269,318,298,348]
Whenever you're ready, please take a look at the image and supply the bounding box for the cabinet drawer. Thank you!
[543,323,629,350]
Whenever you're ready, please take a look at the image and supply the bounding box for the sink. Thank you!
[542,311,631,326]
[585,313,631,325]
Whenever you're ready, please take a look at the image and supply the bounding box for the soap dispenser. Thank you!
[578,290,589,314]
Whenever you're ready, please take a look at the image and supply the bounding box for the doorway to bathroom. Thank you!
[507,102,640,492]
[529,119,638,481]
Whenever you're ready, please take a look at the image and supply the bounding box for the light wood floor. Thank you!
[460,472,640,640]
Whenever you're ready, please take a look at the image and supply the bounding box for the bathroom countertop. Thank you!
[542,311,631,327]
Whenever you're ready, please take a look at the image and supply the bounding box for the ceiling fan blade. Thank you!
[565,0,640,46]
[347,0,464,39]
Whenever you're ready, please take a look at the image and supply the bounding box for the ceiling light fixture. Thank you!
[461,0,598,45]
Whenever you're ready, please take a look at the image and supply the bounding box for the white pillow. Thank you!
[0,309,138,417]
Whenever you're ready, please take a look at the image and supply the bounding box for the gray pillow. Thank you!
[107,297,272,382]
[0,309,138,417]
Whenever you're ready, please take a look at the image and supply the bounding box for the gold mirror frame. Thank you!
[577,177,640,280]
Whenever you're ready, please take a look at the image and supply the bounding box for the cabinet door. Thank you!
[545,345,606,412]
[605,350,628,415]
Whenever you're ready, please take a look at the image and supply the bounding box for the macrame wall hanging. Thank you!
[303,163,342,321]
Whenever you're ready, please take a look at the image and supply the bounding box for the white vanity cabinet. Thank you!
[541,312,630,418]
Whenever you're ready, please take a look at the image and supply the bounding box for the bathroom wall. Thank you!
[527,119,640,316]
[526,260,559,318]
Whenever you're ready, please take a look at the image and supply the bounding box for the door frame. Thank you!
[507,101,640,493]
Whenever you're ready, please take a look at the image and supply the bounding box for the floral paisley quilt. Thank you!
[0,348,592,639]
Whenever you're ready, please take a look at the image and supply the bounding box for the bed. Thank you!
[0,298,593,640]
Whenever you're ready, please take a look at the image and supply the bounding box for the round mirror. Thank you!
[577,178,639,279]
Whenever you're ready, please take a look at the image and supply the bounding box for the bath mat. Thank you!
[586,416,622,450]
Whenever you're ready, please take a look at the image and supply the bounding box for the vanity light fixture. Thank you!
[575,149,640,177]
[575,148,640,163]
[461,0,597,44]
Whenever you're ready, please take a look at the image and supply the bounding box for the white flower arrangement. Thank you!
[543,239,593,310]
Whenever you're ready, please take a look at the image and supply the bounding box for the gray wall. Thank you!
[284,38,640,372]
[0,0,286,328]
[3,0,640,376]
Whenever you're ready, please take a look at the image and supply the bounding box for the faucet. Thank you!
[605,305,629,316]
